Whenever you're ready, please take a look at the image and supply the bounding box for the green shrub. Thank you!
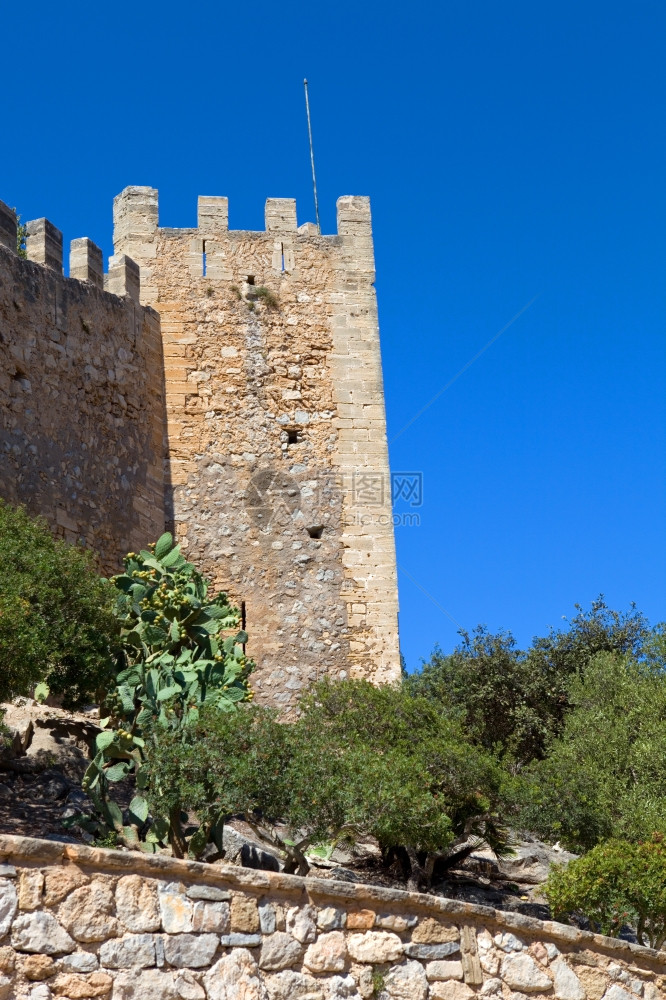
[513,652,666,851]
[545,837,666,948]
[148,679,509,882]
[74,533,253,856]
[0,500,117,706]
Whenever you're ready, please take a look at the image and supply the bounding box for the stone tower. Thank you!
[113,187,400,707]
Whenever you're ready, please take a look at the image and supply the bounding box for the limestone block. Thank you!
[265,199,297,232]
[18,870,44,911]
[219,933,262,947]
[204,949,268,1000]
[23,955,56,980]
[99,933,156,969]
[111,969,179,1000]
[404,941,460,960]
[258,903,276,934]
[192,900,229,933]
[186,886,230,901]
[258,931,303,970]
[479,950,500,975]
[346,931,403,964]
[346,909,375,930]
[501,953,553,993]
[303,930,347,972]
[551,959,586,1000]
[175,970,206,1000]
[116,875,161,932]
[43,868,89,907]
[426,961,464,981]
[383,961,428,1000]
[58,881,120,942]
[28,984,50,1000]
[286,904,316,943]
[0,950,13,975]
[0,974,10,1000]
[317,907,346,931]
[162,932,218,968]
[412,918,459,944]
[601,988,632,1000]
[70,238,104,288]
[231,894,260,933]
[60,953,99,973]
[51,972,113,997]
[106,255,140,303]
[198,197,229,232]
[11,913,75,955]
[429,983,475,1000]
[375,913,417,932]
[494,932,523,952]
[0,879,18,936]
[158,882,194,933]
[26,218,63,270]
[264,969,323,1000]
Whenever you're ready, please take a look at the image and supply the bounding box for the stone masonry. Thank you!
[0,835,664,1000]
[112,187,400,705]
[0,203,164,567]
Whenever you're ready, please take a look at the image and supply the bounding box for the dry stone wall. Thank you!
[0,836,663,1000]
[112,187,400,708]
[0,204,165,572]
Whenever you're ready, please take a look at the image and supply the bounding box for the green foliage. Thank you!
[408,598,652,768]
[514,651,666,851]
[544,837,666,948]
[75,533,253,856]
[148,679,509,883]
[254,286,279,308]
[13,209,27,258]
[0,500,117,707]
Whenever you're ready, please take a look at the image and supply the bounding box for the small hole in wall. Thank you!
[286,429,299,445]
[12,369,26,381]
[246,275,255,286]
[306,525,324,539]
[202,240,207,276]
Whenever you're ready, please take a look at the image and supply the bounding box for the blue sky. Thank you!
[3,1,665,667]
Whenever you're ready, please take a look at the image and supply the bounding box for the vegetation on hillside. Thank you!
[0,500,664,938]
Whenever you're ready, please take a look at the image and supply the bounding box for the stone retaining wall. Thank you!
[0,837,663,1000]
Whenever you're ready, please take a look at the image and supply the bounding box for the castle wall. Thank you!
[0,835,663,1000]
[0,209,165,572]
[113,188,400,707]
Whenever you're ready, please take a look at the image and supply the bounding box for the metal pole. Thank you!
[304,78,321,234]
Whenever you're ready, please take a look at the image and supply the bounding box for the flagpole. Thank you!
[303,78,321,234]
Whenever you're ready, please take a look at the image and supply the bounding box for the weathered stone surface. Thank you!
[375,913,417,932]
[479,978,502,996]
[0,867,16,880]
[411,919,459,944]
[574,967,608,1000]
[346,909,375,930]
[404,942,460,960]
[51,972,113,998]
[29,984,51,1000]
[43,868,89,907]
[258,903,276,934]
[286,904,316,943]
[159,883,194,934]
[501,954,553,993]
[347,931,403,964]
[602,988,632,1000]
[317,907,346,931]
[303,931,347,973]
[264,969,323,1000]
[58,882,120,942]
[528,941,548,965]
[551,959,585,1000]
[0,880,18,938]
[494,932,523,953]
[0,973,10,1000]
[186,886,230,902]
[204,949,268,1000]
[459,925,483,986]
[112,969,178,1000]
[384,960,428,1000]
[230,895,260,933]
[116,876,161,933]
[12,912,76,954]
[479,950,500,975]
[18,870,44,910]
[329,974,360,999]
[425,961,464,982]
[219,934,262,947]
[60,953,99,973]
[352,964,374,1000]
[428,983,475,1000]
[23,955,56,980]
[258,932,303,971]
[163,933,218,968]
[192,901,229,933]
[99,934,156,969]
[0,947,14,974]
[175,970,206,1000]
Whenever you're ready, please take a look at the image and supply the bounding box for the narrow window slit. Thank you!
[306,525,324,539]
[246,275,255,286]
[202,240,207,276]
[287,429,299,445]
